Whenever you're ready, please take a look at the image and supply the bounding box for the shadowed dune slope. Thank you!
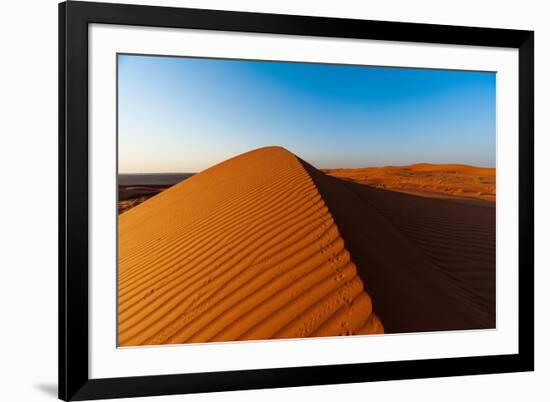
[302,160,495,333]
[118,147,382,346]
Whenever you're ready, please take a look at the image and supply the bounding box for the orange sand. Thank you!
[118,147,382,346]
[323,163,495,202]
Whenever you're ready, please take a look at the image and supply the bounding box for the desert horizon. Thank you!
[119,158,495,214]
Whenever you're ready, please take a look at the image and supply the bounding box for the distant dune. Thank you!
[118,147,382,346]
[323,163,495,203]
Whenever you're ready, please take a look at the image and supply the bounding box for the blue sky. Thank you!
[118,54,496,173]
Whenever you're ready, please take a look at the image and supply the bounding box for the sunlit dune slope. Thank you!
[118,146,382,346]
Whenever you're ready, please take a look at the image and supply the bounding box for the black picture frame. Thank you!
[59,1,534,400]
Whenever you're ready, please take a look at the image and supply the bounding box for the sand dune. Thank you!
[119,147,495,345]
[118,147,382,346]
[323,163,495,202]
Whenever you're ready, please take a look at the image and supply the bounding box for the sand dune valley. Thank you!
[118,146,495,347]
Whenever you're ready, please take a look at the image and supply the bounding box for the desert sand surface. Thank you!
[323,163,495,203]
[118,147,382,346]
[305,160,495,333]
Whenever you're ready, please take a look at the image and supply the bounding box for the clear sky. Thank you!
[118,54,496,173]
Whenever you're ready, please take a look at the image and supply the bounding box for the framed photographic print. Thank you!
[59,1,534,400]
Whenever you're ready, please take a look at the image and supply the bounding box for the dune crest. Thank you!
[118,146,382,346]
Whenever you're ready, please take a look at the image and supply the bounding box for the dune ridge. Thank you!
[118,146,383,346]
